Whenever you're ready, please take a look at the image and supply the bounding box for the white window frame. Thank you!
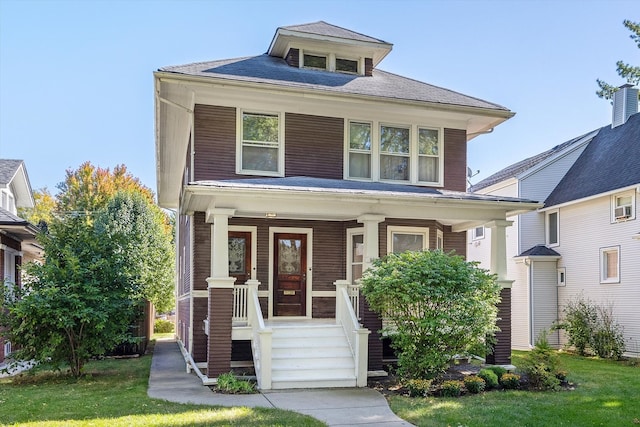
[546,210,559,247]
[346,120,373,180]
[236,110,284,177]
[387,226,429,254]
[335,56,359,74]
[302,51,328,70]
[346,228,365,286]
[557,267,566,287]
[344,120,444,186]
[436,229,444,250]
[472,226,485,240]
[600,246,620,284]
[611,191,635,223]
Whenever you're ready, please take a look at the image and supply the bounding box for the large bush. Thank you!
[361,250,501,379]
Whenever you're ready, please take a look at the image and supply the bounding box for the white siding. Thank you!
[531,260,559,346]
[511,260,531,350]
[556,194,640,356]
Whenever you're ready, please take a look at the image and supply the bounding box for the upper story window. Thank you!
[611,191,635,222]
[346,120,443,186]
[237,111,284,176]
[1,190,16,215]
[303,54,327,70]
[546,210,559,246]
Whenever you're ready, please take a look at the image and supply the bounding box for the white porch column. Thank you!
[486,219,514,288]
[357,214,385,271]
[206,207,236,284]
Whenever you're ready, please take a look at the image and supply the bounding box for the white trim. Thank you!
[557,267,566,287]
[600,245,620,284]
[312,290,337,297]
[546,209,559,247]
[472,226,485,241]
[346,227,365,285]
[386,226,429,253]
[268,227,313,318]
[229,225,258,280]
[540,183,640,212]
[436,229,444,250]
[192,290,208,298]
[611,190,636,223]
[235,109,285,177]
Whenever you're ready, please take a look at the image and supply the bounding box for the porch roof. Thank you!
[182,177,541,232]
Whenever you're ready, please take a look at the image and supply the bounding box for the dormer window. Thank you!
[303,54,327,70]
[302,53,360,74]
[336,58,358,74]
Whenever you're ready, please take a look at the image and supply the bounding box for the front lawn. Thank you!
[389,351,640,426]
[0,341,324,427]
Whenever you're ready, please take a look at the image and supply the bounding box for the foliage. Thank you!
[500,373,520,389]
[521,331,563,391]
[405,378,432,397]
[554,296,626,359]
[440,380,463,397]
[463,375,485,394]
[477,368,499,389]
[361,250,501,379]
[18,187,56,226]
[154,319,175,334]
[216,372,257,394]
[486,365,507,380]
[596,20,640,100]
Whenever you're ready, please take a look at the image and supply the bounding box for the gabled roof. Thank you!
[0,159,35,208]
[278,21,389,44]
[0,159,24,185]
[545,112,640,207]
[159,54,510,112]
[516,244,561,257]
[471,130,596,192]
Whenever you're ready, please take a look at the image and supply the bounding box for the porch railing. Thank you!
[233,284,249,323]
[334,280,370,387]
[246,280,272,389]
[347,281,362,319]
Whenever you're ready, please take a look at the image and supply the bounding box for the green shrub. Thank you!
[361,250,501,379]
[154,318,174,333]
[405,378,432,397]
[463,375,486,394]
[521,331,563,391]
[440,380,463,397]
[591,304,626,360]
[478,368,499,389]
[500,373,521,389]
[216,372,256,394]
[555,370,568,381]
[487,366,507,380]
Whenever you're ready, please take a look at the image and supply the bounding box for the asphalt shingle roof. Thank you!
[517,244,561,257]
[0,159,23,185]
[545,113,640,207]
[0,206,27,225]
[279,21,390,44]
[159,54,509,112]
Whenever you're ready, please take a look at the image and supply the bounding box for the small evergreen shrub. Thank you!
[463,375,486,394]
[216,372,256,394]
[522,331,563,391]
[405,378,432,397]
[487,366,507,380]
[478,368,499,389]
[440,380,463,397]
[154,318,174,333]
[500,373,521,389]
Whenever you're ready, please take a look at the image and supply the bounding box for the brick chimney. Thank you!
[612,84,639,128]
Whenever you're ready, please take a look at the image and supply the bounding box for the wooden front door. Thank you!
[273,233,307,316]
[228,231,251,284]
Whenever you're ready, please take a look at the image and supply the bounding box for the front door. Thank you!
[229,231,251,284]
[273,233,307,316]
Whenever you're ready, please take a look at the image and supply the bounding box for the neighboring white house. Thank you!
[468,85,640,356]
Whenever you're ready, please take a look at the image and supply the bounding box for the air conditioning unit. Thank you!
[614,205,632,220]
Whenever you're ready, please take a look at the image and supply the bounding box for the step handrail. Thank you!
[334,279,370,387]
[246,280,271,389]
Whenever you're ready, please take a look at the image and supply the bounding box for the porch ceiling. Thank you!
[182,177,541,231]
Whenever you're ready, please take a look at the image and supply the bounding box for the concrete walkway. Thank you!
[148,339,413,426]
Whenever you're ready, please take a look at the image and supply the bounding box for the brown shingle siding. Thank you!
[486,288,511,365]
[285,48,299,67]
[193,212,210,291]
[443,128,467,192]
[207,287,233,376]
[194,105,237,181]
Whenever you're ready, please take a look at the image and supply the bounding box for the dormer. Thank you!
[0,159,34,215]
[267,21,393,76]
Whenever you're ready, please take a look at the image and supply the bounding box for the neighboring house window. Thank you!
[546,210,559,246]
[387,226,428,253]
[436,229,444,250]
[600,246,620,284]
[348,121,372,179]
[303,54,327,70]
[346,122,443,185]
[611,192,635,222]
[1,190,15,214]
[336,58,358,73]
[557,267,566,286]
[238,111,283,175]
[472,226,485,240]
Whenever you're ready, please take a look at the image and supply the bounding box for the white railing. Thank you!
[233,284,249,323]
[334,280,370,387]
[347,281,362,319]
[246,279,272,390]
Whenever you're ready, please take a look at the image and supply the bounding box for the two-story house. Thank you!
[0,159,40,364]
[468,85,640,356]
[155,21,540,389]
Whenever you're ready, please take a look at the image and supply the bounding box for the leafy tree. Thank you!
[596,20,640,100]
[361,250,501,379]
[17,188,56,226]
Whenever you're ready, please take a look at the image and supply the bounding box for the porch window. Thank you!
[611,192,635,222]
[546,210,559,246]
[350,233,364,284]
[436,229,444,250]
[600,246,620,284]
[387,226,428,254]
[238,111,282,175]
[380,125,410,181]
[348,122,372,179]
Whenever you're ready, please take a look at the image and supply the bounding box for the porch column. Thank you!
[205,208,236,378]
[357,214,385,371]
[486,219,514,365]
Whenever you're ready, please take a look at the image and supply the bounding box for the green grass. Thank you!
[389,351,640,427]
[0,342,324,427]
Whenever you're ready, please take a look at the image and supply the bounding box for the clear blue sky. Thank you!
[0,0,636,194]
